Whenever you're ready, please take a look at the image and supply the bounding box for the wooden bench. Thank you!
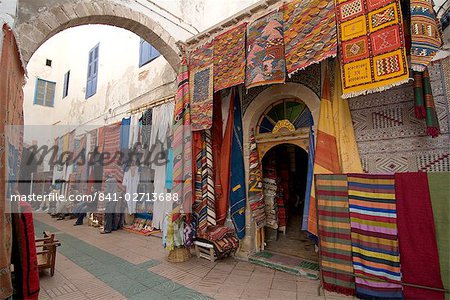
[193,240,217,262]
[35,231,61,276]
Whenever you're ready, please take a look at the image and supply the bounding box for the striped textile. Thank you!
[307,65,340,236]
[316,174,355,296]
[193,130,216,235]
[410,0,442,71]
[101,123,124,192]
[347,174,402,300]
[202,130,216,227]
[172,57,193,213]
[247,131,266,228]
[423,68,441,137]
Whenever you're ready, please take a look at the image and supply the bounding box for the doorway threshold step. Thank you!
[249,250,319,280]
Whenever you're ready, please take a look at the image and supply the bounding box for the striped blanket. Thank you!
[316,174,355,296]
[347,174,402,300]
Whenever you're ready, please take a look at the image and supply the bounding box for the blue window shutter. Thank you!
[139,38,160,67]
[63,71,70,98]
[86,43,99,99]
[34,78,56,107]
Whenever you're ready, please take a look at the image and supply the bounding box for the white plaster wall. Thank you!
[0,0,17,27]
[23,24,176,146]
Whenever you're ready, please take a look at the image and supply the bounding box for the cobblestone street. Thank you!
[34,214,351,300]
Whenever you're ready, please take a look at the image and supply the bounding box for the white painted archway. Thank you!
[16,0,181,70]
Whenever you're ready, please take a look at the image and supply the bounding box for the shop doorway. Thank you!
[261,143,317,262]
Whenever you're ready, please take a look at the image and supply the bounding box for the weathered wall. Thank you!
[23,25,176,146]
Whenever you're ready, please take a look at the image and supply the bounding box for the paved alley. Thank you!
[34,214,351,300]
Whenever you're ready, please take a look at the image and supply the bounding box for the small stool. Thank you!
[193,241,216,262]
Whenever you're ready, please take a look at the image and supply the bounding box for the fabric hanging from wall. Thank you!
[0,23,25,300]
[229,91,246,239]
[413,70,426,118]
[190,41,213,70]
[128,114,140,149]
[193,130,216,235]
[101,123,124,192]
[213,23,247,92]
[347,174,402,300]
[332,63,363,173]
[307,66,341,236]
[316,174,355,296]
[11,202,40,300]
[190,66,214,131]
[97,126,105,153]
[140,109,153,148]
[410,0,442,71]
[190,42,214,131]
[246,10,285,89]
[247,131,266,228]
[172,57,193,214]
[301,123,315,231]
[283,0,337,75]
[428,172,450,299]
[210,93,224,226]
[413,68,441,137]
[216,90,234,225]
[165,148,173,190]
[335,0,409,98]
[152,144,173,230]
[120,117,131,150]
[123,166,140,213]
[150,102,174,148]
[423,68,441,137]
[395,172,444,300]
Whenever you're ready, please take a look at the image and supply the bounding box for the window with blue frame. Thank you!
[139,38,160,67]
[63,70,70,98]
[34,78,56,107]
[86,43,99,99]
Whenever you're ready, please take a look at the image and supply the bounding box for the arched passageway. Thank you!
[16,0,181,70]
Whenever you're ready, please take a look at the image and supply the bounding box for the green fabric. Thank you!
[428,172,450,299]
[422,69,441,137]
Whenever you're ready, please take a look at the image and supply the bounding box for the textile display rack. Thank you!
[127,95,175,115]
[313,174,450,298]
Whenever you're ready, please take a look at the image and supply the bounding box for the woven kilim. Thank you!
[316,174,355,296]
[410,0,442,71]
[102,122,125,192]
[247,131,266,228]
[335,0,409,98]
[189,41,213,70]
[189,42,214,131]
[194,130,216,235]
[347,174,402,300]
[172,57,193,212]
[246,11,285,89]
[190,66,213,131]
[213,23,247,92]
[283,0,337,75]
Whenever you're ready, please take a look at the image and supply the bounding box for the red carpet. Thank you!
[395,172,444,300]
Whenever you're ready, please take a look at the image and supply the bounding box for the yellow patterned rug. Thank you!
[335,0,410,98]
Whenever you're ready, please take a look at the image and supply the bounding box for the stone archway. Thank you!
[16,0,181,70]
[238,82,320,256]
